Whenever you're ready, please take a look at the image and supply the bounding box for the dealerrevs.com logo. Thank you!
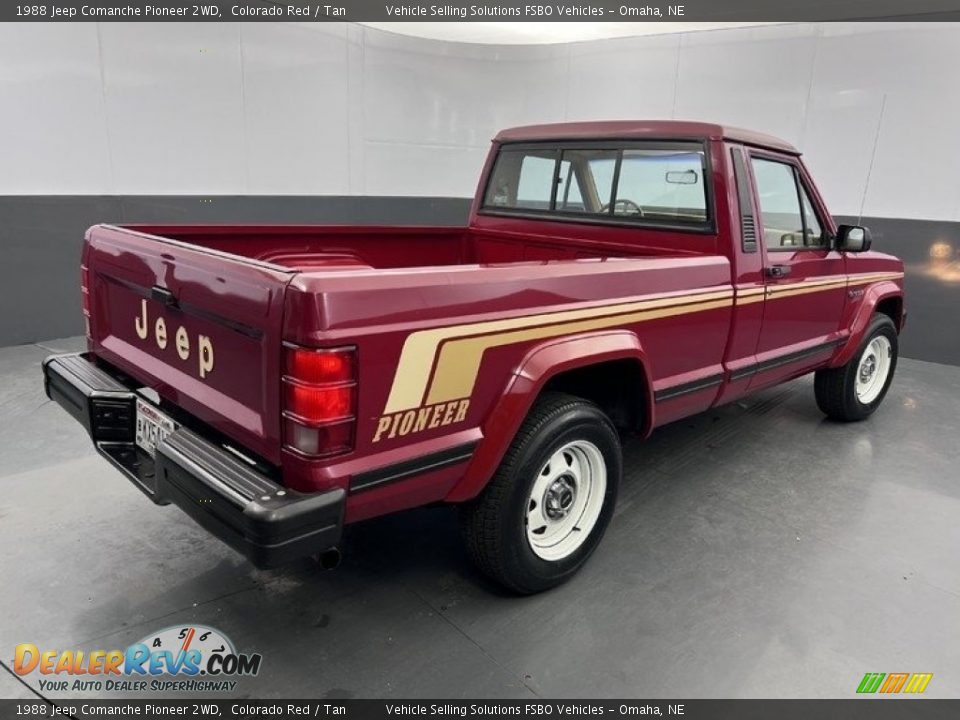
[14,625,262,693]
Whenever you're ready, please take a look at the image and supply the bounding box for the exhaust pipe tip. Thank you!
[317,547,342,571]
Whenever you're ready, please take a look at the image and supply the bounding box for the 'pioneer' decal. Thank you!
[135,299,215,378]
[373,399,470,443]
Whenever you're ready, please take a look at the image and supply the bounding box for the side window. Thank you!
[484,149,556,210]
[799,184,824,247]
[751,157,825,251]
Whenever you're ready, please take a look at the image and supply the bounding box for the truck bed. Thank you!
[123,222,709,272]
[84,222,729,476]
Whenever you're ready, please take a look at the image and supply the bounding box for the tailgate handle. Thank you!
[151,285,178,308]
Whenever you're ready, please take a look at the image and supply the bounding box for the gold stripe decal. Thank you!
[425,296,732,407]
[384,289,733,413]
[847,271,905,285]
[736,286,766,305]
[739,271,903,302]
[377,269,904,431]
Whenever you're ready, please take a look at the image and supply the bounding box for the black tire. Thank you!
[815,313,898,422]
[459,392,621,594]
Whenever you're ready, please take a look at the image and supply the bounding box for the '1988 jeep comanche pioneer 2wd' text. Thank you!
[44,121,905,593]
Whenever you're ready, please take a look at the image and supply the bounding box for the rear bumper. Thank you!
[42,352,344,568]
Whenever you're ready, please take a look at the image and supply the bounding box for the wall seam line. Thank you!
[797,22,822,149]
[671,34,682,119]
[238,25,251,193]
[94,22,116,194]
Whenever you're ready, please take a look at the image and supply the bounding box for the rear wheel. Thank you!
[459,392,621,594]
[815,313,898,421]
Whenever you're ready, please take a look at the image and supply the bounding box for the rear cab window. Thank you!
[482,140,711,230]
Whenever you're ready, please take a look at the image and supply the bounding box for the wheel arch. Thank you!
[831,281,903,367]
[875,295,904,331]
[445,330,652,502]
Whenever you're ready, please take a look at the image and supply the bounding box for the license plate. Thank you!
[135,398,177,458]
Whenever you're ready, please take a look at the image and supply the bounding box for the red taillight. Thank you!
[285,347,354,385]
[80,264,91,338]
[285,383,355,423]
[282,345,356,458]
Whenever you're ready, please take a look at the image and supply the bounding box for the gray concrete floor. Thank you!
[2,337,958,700]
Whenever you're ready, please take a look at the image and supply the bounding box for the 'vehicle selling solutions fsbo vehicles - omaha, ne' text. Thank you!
[43,121,905,593]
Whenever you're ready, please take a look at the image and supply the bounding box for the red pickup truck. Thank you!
[44,121,905,593]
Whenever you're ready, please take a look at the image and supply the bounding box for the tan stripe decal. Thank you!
[737,286,766,305]
[766,277,847,300]
[767,271,903,300]
[424,296,732,407]
[384,289,732,413]
[382,270,903,413]
[741,271,903,302]
[848,271,905,285]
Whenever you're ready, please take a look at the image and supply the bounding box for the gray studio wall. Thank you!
[1,22,959,365]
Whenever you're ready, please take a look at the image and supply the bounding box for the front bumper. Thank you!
[42,353,344,568]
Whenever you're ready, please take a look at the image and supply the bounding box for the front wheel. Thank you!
[815,313,899,421]
[459,392,621,594]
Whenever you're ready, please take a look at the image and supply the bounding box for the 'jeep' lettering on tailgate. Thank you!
[135,299,215,378]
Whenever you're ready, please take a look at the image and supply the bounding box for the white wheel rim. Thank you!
[525,440,607,562]
[855,335,892,404]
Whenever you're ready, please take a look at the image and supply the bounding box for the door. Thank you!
[749,153,846,386]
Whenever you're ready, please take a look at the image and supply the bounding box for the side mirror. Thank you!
[836,224,872,252]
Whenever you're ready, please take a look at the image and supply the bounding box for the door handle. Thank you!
[765,265,791,278]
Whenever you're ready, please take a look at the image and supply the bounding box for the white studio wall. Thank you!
[1,22,959,220]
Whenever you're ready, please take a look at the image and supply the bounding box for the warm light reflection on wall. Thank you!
[929,241,952,260]
[921,240,960,283]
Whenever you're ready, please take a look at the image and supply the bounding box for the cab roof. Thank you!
[495,120,799,155]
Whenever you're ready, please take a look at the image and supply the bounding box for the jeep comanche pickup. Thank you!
[44,121,905,593]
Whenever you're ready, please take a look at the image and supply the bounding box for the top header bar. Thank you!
[6,0,960,23]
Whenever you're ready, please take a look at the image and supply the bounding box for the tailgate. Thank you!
[84,224,296,464]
